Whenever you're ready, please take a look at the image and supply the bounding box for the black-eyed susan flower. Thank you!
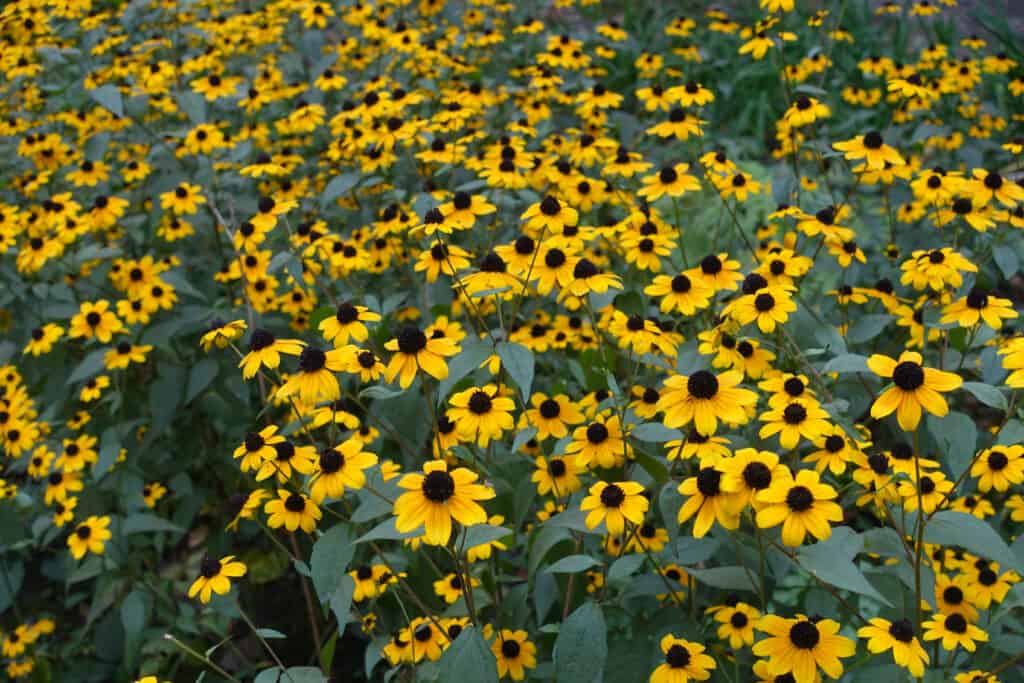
[970,446,1024,492]
[713,602,760,648]
[276,346,351,403]
[188,555,247,603]
[433,572,478,604]
[657,370,758,436]
[758,399,832,450]
[580,480,647,535]
[756,469,843,546]
[447,384,515,447]
[531,455,583,497]
[264,490,321,533]
[233,426,284,473]
[319,302,381,345]
[856,618,929,677]
[678,464,740,537]
[565,413,630,469]
[383,324,459,388]
[922,612,988,652]
[309,439,378,503]
[566,258,622,296]
[254,439,316,483]
[393,459,494,546]
[199,319,246,352]
[720,449,787,509]
[753,614,855,683]
[67,515,112,560]
[521,196,578,234]
[159,182,206,214]
[492,630,536,681]
[833,131,905,169]
[644,272,713,315]
[728,286,797,333]
[638,163,701,201]
[238,329,305,380]
[867,351,962,430]
[649,635,716,683]
[69,300,126,343]
[940,287,1018,330]
[524,392,584,440]
[23,323,63,356]
[79,375,110,402]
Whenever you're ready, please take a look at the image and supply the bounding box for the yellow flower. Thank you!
[580,480,648,535]
[867,351,962,430]
[264,490,321,533]
[392,460,494,546]
[188,555,247,603]
[755,469,843,546]
[67,515,112,559]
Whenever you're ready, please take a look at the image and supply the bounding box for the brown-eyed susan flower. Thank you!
[581,480,647,535]
[728,286,797,333]
[922,612,988,652]
[867,351,962,430]
[383,325,459,388]
[649,635,716,683]
[142,481,167,508]
[349,564,397,602]
[199,319,246,351]
[531,455,583,497]
[638,163,701,201]
[238,329,305,380]
[492,630,536,681]
[433,572,478,605]
[940,287,1018,330]
[678,465,740,537]
[69,300,126,343]
[713,602,760,648]
[159,183,206,214]
[319,302,381,345]
[753,615,855,683]
[264,490,321,533]
[254,440,316,483]
[233,426,284,473]
[833,131,905,169]
[758,399,832,450]
[644,272,713,315]
[104,341,152,370]
[276,346,352,403]
[447,384,515,447]
[565,413,630,469]
[970,446,1024,492]
[756,469,843,546]
[188,555,247,604]
[309,439,377,503]
[898,470,955,513]
[521,195,578,234]
[657,370,758,436]
[393,459,495,546]
[67,515,112,560]
[566,258,622,296]
[856,618,929,677]
[79,375,110,402]
[525,393,585,440]
[720,449,787,509]
[23,323,63,356]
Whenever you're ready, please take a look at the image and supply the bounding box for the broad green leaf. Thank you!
[545,555,601,574]
[529,525,572,576]
[607,554,645,583]
[329,576,355,628]
[926,411,976,476]
[89,84,124,116]
[354,518,418,544]
[92,427,122,479]
[122,513,182,535]
[185,358,219,403]
[554,602,606,683]
[631,423,684,442]
[796,527,891,605]
[496,341,534,400]
[688,566,758,592]
[961,382,1007,411]
[821,354,869,374]
[461,524,512,549]
[438,627,499,683]
[437,339,493,402]
[310,524,355,602]
[67,350,108,385]
[0,561,24,616]
[846,315,893,344]
[670,537,721,565]
[321,173,361,208]
[923,511,1021,572]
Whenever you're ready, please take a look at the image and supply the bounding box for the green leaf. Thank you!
[438,627,499,683]
[185,358,219,403]
[607,554,645,583]
[255,629,287,639]
[122,513,182,535]
[89,84,124,117]
[176,92,207,124]
[496,341,534,400]
[437,339,493,402]
[359,385,406,400]
[961,382,1007,411]
[554,602,606,683]
[631,423,684,442]
[92,427,122,479]
[688,566,758,592]
[926,411,976,476]
[846,315,893,344]
[796,527,891,605]
[67,350,108,385]
[462,524,512,549]
[529,525,572,576]
[282,667,327,683]
[923,511,1022,572]
[0,561,24,616]
[354,518,418,544]
[329,576,355,628]
[821,354,869,374]
[321,173,361,208]
[670,537,721,565]
[993,244,1020,279]
[310,524,355,603]
[545,555,601,574]
[120,591,147,667]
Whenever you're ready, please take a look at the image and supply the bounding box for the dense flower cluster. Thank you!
[0,0,1023,681]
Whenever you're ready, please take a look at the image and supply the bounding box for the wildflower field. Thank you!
[3,0,1024,680]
